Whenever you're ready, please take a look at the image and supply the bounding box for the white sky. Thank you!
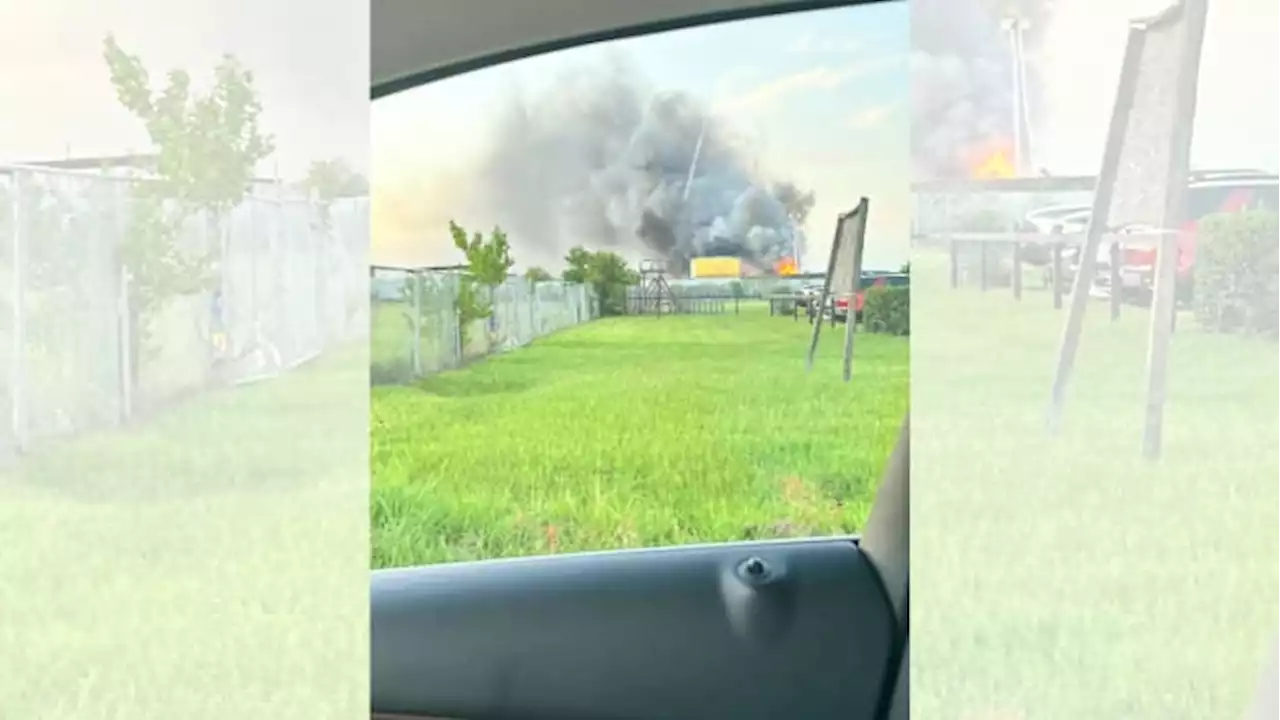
[1035,0,1278,174]
[0,0,369,181]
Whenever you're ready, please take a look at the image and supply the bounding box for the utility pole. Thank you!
[1001,16,1032,176]
[682,117,707,202]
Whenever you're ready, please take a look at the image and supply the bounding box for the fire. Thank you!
[972,148,1016,179]
[968,140,1017,180]
[774,257,799,276]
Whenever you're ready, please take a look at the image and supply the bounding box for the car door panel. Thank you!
[371,537,899,720]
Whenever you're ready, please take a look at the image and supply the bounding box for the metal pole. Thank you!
[119,267,133,422]
[411,271,422,376]
[682,119,707,203]
[805,216,844,372]
[1014,20,1035,173]
[10,172,26,450]
[841,201,869,382]
[1001,18,1024,175]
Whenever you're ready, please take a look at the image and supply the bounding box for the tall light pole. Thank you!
[681,117,707,202]
[1001,16,1032,176]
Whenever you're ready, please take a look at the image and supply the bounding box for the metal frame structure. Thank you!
[1046,0,1209,459]
[806,197,870,382]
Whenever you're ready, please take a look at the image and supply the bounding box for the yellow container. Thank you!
[689,256,742,278]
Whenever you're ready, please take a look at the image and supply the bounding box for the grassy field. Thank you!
[371,301,910,567]
[910,251,1278,719]
[0,347,369,719]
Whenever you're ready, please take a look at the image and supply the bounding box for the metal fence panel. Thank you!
[0,164,370,457]
[370,270,597,385]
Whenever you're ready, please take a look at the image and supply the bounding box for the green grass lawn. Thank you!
[910,250,1278,719]
[371,301,909,568]
[0,347,369,719]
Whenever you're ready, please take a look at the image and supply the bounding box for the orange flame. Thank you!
[967,138,1017,180]
[972,148,1016,179]
[774,257,799,276]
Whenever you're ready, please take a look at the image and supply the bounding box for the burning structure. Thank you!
[468,54,810,276]
[911,0,1046,181]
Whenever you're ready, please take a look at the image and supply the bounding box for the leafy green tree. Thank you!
[103,34,274,377]
[562,247,639,316]
[449,221,515,345]
[524,266,553,283]
[302,158,368,228]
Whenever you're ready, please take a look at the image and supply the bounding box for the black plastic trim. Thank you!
[372,0,891,100]
[371,537,897,720]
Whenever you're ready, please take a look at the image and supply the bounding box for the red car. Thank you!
[1100,171,1279,302]
[832,273,909,322]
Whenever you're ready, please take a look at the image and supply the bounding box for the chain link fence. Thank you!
[371,267,597,384]
[0,164,369,458]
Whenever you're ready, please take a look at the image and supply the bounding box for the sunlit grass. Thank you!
[370,302,909,567]
[0,348,368,718]
[911,250,1278,720]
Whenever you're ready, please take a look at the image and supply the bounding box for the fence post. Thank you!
[948,237,959,289]
[453,278,464,366]
[411,271,422,377]
[1011,240,1023,300]
[10,172,26,451]
[530,282,539,339]
[119,266,133,423]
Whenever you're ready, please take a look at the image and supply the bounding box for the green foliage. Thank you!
[302,158,368,229]
[1192,210,1279,337]
[449,221,515,345]
[450,221,514,286]
[562,247,639,316]
[103,35,274,214]
[524,266,553,283]
[102,34,274,363]
[861,286,909,336]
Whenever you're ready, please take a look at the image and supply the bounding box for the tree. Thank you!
[302,158,369,228]
[562,247,639,316]
[103,35,274,378]
[303,158,369,201]
[525,266,553,283]
[448,221,515,345]
[104,35,274,214]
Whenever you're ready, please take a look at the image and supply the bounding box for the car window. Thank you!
[370,3,911,568]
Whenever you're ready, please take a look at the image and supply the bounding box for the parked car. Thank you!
[1038,170,1279,305]
[830,272,909,323]
[798,282,825,310]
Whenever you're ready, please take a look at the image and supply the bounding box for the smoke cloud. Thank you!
[910,0,1049,179]
[466,54,802,273]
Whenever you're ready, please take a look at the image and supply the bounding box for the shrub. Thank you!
[1192,210,1279,337]
[862,286,909,336]
[562,247,639,316]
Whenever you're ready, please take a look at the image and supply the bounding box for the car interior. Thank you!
[370,3,906,716]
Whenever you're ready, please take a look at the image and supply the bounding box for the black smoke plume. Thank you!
[468,53,803,273]
[911,0,1050,179]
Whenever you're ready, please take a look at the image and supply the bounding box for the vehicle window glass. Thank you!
[370,3,911,567]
